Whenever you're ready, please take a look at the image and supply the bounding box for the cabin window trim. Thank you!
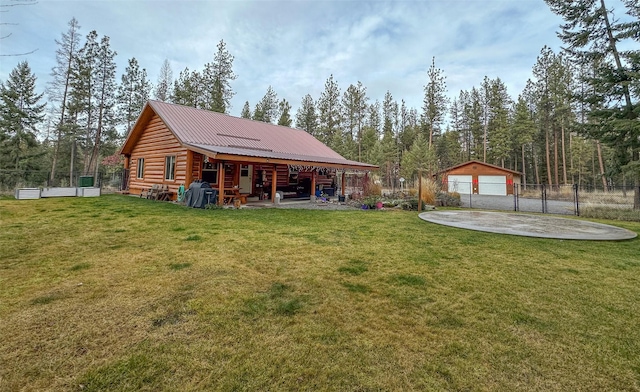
[164,155,176,181]
[136,158,144,179]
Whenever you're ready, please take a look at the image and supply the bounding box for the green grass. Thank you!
[1,194,639,391]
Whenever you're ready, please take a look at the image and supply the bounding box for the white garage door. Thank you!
[447,175,472,194]
[478,175,507,195]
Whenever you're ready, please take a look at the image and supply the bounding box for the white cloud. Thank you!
[1,0,573,120]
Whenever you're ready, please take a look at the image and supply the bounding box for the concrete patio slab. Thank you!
[419,210,637,241]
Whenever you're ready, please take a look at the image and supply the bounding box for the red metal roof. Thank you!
[122,100,376,170]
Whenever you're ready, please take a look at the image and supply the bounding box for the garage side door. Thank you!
[447,175,472,194]
[478,175,506,195]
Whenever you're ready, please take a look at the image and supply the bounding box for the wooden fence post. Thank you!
[418,169,423,212]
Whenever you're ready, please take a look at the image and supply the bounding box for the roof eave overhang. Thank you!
[185,143,378,171]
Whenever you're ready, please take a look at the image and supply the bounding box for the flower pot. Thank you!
[376,202,383,209]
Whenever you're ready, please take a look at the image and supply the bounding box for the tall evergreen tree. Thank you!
[486,78,512,167]
[253,86,278,123]
[381,90,399,186]
[172,68,200,108]
[401,133,436,181]
[546,0,639,205]
[71,30,99,173]
[87,34,117,177]
[154,59,173,102]
[532,46,557,187]
[0,61,45,171]
[341,81,368,160]
[295,94,318,136]
[202,39,237,113]
[317,75,341,146]
[240,101,252,119]
[117,57,151,134]
[512,94,537,185]
[361,100,381,163]
[421,57,448,148]
[277,98,292,127]
[47,17,81,185]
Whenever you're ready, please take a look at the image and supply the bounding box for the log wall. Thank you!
[129,114,187,197]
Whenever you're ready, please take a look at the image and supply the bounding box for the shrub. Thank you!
[418,177,440,205]
[437,191,461,207]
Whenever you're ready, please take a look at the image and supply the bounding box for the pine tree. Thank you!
[486,78,512,167]
[295,94,318,136]
[341,81,368,160]
[512,94,536,185]
[317,75,341,145]
[172,68,200,108]
[117,57,151,134]
[546,0,639,206]
[421,57,448,149]
[154,59,173,102]
[202,39,237,113]
[253,86,278,123]
[381,90,399,186]
[240,101,252,119]
[401,133,435,181]
[47,17,81,185]
[72,30,99,173]
[0,61,45,170]
[87,34,117,177]
[532,46,556,187]
[277,98,292,127]
[361,100,381,163]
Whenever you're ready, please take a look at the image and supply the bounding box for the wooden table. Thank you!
[223,189,248,204]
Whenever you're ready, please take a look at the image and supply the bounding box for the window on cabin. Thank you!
[165,155,176,181]
[202,160,218,184]
[136,158,144,178]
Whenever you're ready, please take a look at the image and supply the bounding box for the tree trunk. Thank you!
[600,0,633,110]
[483,122,488,163]
[521,144,527,189]
[554,126,559,189]
[561,121,567,185]
[596,140,607,192]
[533,143,540,186]
[545,125,552,187]
[569,133,574,184]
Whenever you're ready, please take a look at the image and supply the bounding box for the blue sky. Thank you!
[0,0,581,119]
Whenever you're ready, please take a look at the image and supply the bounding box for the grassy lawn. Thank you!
[1,195,639,391]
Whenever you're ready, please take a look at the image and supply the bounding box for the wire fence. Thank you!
[0,169,127,194]
[3,170,639,219]
[452,182,639,216]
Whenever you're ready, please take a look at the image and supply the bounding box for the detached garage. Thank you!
[439,160,521,196]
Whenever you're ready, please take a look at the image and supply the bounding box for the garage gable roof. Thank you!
[439,160,522,176]
[122,100,377,169]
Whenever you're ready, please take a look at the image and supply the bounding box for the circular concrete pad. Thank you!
[419,210,637,240]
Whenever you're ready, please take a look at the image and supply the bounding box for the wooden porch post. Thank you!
[341,171,346,196]
[271,165,278,203]
[217,161,225,205]
[185,150,194,188]
[311,170,316,199]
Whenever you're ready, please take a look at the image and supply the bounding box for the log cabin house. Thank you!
[120,100,377,204]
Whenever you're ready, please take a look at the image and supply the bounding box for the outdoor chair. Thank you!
[141,184,162,200]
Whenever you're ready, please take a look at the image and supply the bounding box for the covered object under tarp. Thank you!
[184,181,217,208]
